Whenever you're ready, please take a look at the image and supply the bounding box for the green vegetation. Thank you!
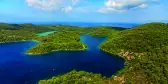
[0,23,54,33]
[0,23,54,42]
[48,25,126,37]
[38,70,116,84]
[83,26,125,37]
[20,24,54,33]
[100,22,168,84]
[46,25,84,32]
[37,22,168,84]
[27,31,87,55]
[101,22,168,54]
[0,23,125,43]
[0,29,36,42]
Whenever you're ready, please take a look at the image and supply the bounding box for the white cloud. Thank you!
[72,0,80,5]
[25,0,62,11]
[98,7,125,13]
[25,0,80,12]
[62,6,73,12]
[99,0,159,13]
[60,0,79,12]
[137,4,148,8]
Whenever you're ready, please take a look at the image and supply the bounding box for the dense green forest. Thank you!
[27,31,87,55]
[46,24,126,37]
[81,26,125,37]
[0,23,54,33]
[101,22,168,54]
[38,70,117,84]
[0,23,54,42]
[100,22,168,84]
[0,29,36,42]
[0,23,125,42]
[38,22,168,84]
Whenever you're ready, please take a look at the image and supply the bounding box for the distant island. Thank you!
[1,22,168,84]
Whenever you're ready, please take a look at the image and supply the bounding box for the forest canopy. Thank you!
[27,31,87,55]
[100,22,168,84]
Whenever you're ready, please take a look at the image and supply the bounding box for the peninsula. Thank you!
[27,31,87,55]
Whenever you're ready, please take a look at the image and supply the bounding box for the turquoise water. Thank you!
[37,31,56,36]
[0,35,125,84]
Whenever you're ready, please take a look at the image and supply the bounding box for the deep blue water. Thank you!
[0,35,125,84]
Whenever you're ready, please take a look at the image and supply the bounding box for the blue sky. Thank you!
[0,0,168,23]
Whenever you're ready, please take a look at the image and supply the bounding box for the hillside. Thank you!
[100,22,168,84]
[0,23,54,42]
[100,22,168,55]
[46,24,126,37]
[0,29,37,42]
[38,70,119,84]
[38,22,168,84]
[0,23,54,33]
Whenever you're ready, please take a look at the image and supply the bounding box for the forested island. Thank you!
[27,31,87,55]
[1,22,168,84]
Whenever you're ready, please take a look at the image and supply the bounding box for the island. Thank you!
[27,31,87,55]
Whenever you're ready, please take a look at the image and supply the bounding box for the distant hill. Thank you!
[0,23,54,33]
[101,22,168,53]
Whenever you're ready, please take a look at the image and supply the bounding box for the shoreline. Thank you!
[0,40,27,44]
[37,31,56,37]
[0,40,40,44]
[0,38,88,56]
[26,46,88,55]
[99,48,126,60]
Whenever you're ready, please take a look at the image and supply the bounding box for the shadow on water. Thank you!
[0,35,125,84]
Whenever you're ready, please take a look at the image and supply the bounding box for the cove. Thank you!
[0,35,125,84]
[37,31,56,36]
